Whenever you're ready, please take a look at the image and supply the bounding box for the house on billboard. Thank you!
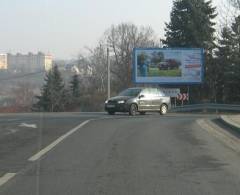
[158,59,181,71]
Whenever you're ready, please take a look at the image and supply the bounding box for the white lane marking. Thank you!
[0,119,19,123]
[0,173,16,187]
[5,129,19,135]
[19,123,37,129]
[28,120,91,161]
[7,119,19,122]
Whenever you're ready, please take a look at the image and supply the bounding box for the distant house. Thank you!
[65,63,93,77]
[71,65,80,74]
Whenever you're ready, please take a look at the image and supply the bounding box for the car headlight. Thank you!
[105,100,108,104]
[118,100,125,104]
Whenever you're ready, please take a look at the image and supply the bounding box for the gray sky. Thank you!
[0,0,222,59]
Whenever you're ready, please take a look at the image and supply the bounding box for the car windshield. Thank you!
[118,89,141,97]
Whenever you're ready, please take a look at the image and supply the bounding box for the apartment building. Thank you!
[7,52,53,72]
[0,54,7,70]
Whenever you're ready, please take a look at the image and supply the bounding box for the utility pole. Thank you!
[159,38,163,48]
[107,47,111,99]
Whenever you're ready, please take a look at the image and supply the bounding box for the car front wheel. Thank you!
[160,104,168,115]
[129,104,138,116]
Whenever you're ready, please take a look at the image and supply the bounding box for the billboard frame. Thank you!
[132,47,204,85]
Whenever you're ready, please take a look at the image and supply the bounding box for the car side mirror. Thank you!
[139,95,145,99]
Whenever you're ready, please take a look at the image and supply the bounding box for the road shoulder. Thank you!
[197,118,240,153]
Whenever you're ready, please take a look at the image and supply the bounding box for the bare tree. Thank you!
[102,23,157,91]
[214,0,240,45]
[87,44,108,93]
[229,0,240,9]
[218,0,236,29]
[11,82,35,110]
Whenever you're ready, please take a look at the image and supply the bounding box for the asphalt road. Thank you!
[0,113,240,194]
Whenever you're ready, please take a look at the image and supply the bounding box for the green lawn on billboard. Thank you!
[138,67,182,77]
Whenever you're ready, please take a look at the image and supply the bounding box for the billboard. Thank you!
[133,48,204,84]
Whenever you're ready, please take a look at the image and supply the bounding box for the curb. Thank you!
[196,119,240,153]
[220,115,240,131]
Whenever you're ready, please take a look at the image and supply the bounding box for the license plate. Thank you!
[107,104,115,108]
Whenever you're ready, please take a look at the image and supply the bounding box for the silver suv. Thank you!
[105,87,171,116]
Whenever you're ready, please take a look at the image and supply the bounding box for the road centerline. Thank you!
[28,120,91,161]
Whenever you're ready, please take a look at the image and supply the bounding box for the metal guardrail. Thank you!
[171,103,240,112]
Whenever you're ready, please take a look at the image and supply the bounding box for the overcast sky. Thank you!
[0,0,222,59]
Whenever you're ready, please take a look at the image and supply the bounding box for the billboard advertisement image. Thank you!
[133,48,204,84]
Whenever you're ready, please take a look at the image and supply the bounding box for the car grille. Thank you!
[108,100,117,104]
